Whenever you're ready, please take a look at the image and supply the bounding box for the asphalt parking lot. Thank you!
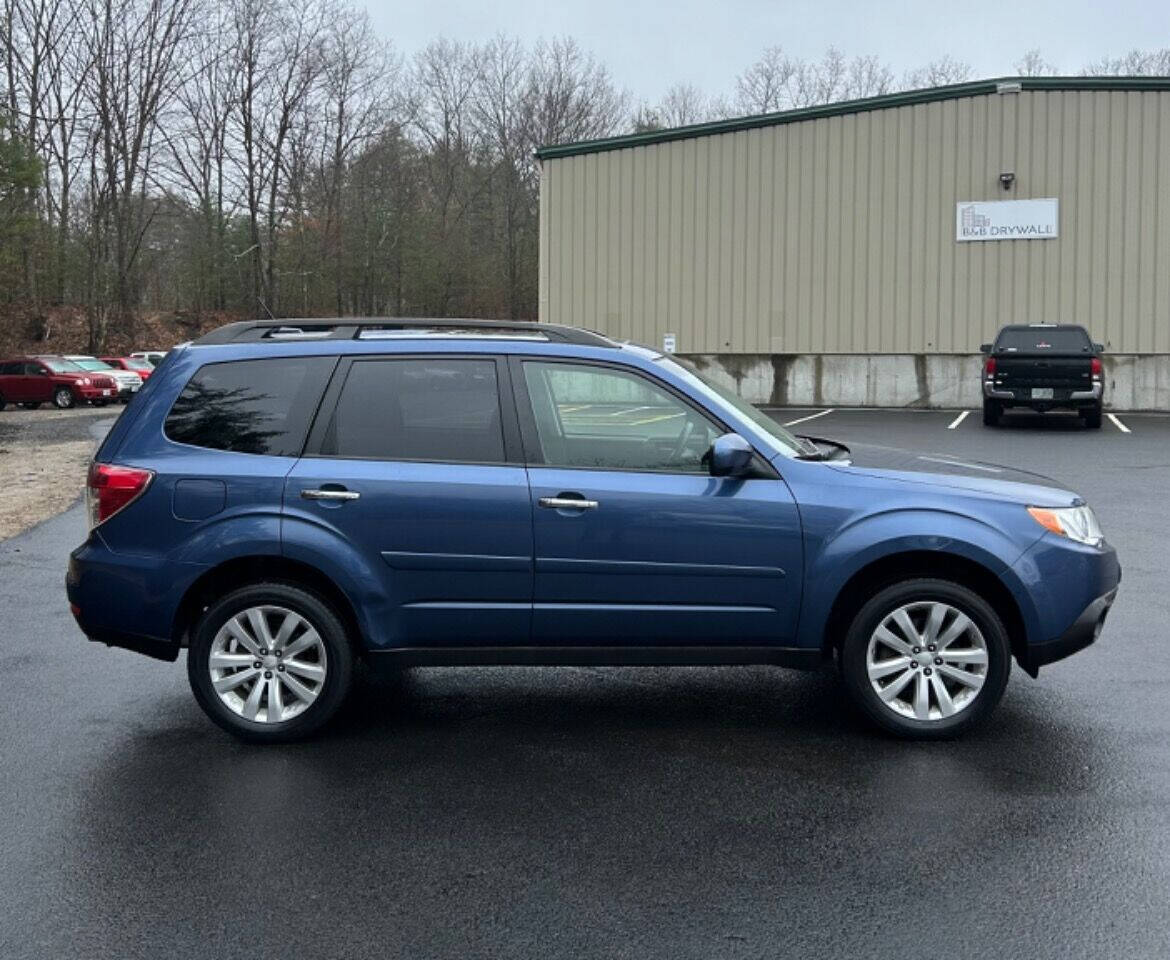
[2,407,1169,959]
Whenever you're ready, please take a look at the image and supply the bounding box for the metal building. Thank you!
[537,77,1170,409]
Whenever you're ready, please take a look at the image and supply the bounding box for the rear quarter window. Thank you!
[165,356,334,456]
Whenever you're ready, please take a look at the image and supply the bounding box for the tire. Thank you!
[92,400,108,407]
[53,387,76,409]
[981,399,1000,427]
[1084,405,1103,429]
[0,393,6,411]
[840,578,1011,740]
[188,582,354,743]
[19,402,41,410]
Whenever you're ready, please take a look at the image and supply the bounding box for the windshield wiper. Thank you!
[794,435,851,462]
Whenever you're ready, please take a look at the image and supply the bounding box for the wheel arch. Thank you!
[820,550,1030,673]
[171,555,367,654]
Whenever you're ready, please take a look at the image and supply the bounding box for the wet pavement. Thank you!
[1,409,1168,959]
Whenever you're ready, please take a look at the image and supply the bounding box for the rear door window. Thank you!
[995,328,1092,353]
[319,358,505,463]
[165,357,334,456]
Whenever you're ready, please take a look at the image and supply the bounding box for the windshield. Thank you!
[73,359,114,371]
[655,355,804,458]
[40,358,84,373]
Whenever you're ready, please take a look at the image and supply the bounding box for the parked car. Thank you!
[64,355,143,403]
[100,356,155,380]
[0,356,118,409]
[981,324,1105,428]
[67,319,1120,742]
[130,350,167,367]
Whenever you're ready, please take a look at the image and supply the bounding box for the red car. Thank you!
[0,356,119,409]
[100,356,155,380]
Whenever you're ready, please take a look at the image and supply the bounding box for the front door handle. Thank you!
[538,496,598,510]
[301,488,360,502]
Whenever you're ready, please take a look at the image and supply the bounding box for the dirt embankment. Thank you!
[0,304,240,357]
[0,407,113,540]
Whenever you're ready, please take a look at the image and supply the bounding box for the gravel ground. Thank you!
[0,407,114,540]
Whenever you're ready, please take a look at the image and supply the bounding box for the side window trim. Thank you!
[508,355,767,476]
[301,353,524,465]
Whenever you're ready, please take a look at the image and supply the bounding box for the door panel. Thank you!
[289,355,533,647]
[285,460,533,644]
[528,467,800,642]
[516,359,803,644]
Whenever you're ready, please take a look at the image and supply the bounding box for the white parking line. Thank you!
[783,408,834,427]
[1108,413,1132,434]
[947,411,970,430]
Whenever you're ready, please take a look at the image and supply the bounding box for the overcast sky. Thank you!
[366,0,1169,103]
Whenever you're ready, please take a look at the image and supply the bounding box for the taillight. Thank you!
[86,462,154,529]
[984,357,996,377]
[1090,357,1102,378]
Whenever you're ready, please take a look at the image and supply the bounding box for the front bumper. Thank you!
[76,385,117,401]
[1011,535,1121,676]
[1020,586,1118,674]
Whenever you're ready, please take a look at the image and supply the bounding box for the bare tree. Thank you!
[230,0,328,316]
[520,37,628,152]
[83,0,197,340]
[1084,49,1170,76]
[1015,49,1058,77]
[163,0,238,314]
[316,6,393,314]
[903,55,973,89]
[736,46,798,114]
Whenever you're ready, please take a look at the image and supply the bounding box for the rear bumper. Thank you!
[66,539,201,662]
[983,381,1102,406]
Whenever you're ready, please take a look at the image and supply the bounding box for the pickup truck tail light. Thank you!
[86,462,154,529]
[1090,357,1102,379]
[984,357,996,377]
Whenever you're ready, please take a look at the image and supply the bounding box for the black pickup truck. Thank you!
[981,324,1105,428]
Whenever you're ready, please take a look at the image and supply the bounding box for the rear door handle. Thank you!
[538,496,598,510]
[301,488,360,501]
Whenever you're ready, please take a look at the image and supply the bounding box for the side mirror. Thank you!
[707,432,754,478]
[1094,342,1105,353]
[979,343,992,355]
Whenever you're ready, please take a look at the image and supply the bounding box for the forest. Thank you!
[2,0,1168,349]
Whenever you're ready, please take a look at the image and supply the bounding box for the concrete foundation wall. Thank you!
[683,354,1170,411]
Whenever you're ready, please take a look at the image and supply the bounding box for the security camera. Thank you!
[999,172,1015,190]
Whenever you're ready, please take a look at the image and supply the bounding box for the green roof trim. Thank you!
[535,76,1170,160]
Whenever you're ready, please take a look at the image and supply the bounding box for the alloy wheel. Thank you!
[865,601,989,721]
[208,605,328,724]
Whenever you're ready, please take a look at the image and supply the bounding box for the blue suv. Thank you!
[67,319,1120,741]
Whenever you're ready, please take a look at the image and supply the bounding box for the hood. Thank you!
[819,440,1081,506]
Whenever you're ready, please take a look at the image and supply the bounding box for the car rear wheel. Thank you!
[187,582,354,743]
[0,394,5,411]
[53,387,75,409]
[981,399,1001,426]
[19,402,41,410]
[840,578,1011,739]
[1084,405,1103,429]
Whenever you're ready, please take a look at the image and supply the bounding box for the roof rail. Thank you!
[193,318,617,348]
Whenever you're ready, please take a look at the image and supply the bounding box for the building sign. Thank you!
[956,198,1059,242]
[663,333,677,354]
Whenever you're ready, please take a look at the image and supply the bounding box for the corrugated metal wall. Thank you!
[539,89,1170,355]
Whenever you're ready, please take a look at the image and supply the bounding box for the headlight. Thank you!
[1027,504,1104,547]
[80,377,91,385]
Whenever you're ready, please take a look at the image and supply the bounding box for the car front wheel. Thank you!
[187,582,354,742]
[53,387,76,409]
[840,578,1011,739]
